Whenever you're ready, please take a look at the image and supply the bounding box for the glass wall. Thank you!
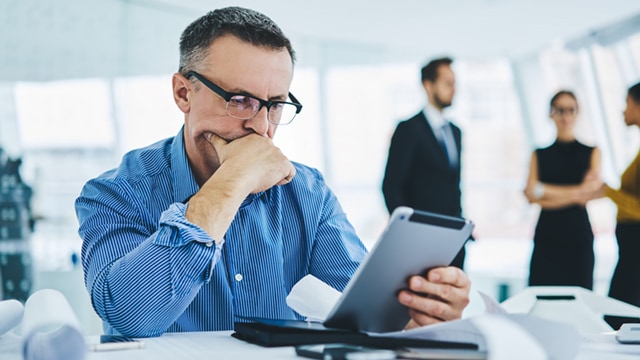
[4,37,639,276]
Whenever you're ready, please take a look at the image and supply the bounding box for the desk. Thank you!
[89,331,298,360]
[0,331,298,360]
[2,330,640,359]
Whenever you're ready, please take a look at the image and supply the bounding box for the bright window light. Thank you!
[14,79,114,149]
[112,75,184,155]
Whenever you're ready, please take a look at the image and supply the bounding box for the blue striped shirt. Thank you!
[75,127,367,337]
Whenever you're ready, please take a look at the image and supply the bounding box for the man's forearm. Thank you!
[90,236,219,337]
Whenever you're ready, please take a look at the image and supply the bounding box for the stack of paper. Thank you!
[0,289,86,360]
[286,275,581,359]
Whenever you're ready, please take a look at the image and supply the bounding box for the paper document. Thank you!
[0,289,86,360]
[286,274,341,321]
[286,276,581,359]
[500,286,640,334]
[0,299,24,336]
[478,290,508,315]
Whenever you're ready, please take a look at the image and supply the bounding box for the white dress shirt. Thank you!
[424,103,458,167]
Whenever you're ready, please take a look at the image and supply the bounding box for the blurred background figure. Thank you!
[523,90,602,290]
[0,147,35,302]
[590,82,640,307]
[382,57,467,269]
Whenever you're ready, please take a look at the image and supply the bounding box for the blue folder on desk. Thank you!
[232,317,478,350]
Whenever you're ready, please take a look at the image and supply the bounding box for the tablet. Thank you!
[323,206,474,333]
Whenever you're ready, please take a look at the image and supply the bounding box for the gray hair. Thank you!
[178,7,295,74]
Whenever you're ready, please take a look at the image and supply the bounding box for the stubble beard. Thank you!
[434,92,452,110]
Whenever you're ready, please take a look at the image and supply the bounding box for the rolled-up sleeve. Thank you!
[76,179,222,337]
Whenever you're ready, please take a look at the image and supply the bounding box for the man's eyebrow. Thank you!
[227,88,289,101]
[269,94,288,101]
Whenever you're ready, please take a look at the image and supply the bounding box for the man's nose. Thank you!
[243,106,270,136]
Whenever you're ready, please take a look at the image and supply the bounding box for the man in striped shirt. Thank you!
[75,6,472,338]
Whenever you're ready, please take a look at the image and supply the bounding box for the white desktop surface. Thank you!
[2,330,640,359]
[88,331,298,360]
[0,331,298,360]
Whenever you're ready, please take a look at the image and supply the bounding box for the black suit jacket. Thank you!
[382,111,462,216]
[382,111,466,267]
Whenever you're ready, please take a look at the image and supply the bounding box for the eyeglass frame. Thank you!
[550,106,578,117]
[185,71,303,125]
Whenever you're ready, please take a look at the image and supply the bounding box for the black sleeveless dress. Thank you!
[529,140,595,289]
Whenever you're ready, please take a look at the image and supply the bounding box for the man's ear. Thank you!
[172,73,191,114]
[422,80,432,96]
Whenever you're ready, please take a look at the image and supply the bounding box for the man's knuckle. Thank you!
[438,285,451,299]
[431,302,446,318]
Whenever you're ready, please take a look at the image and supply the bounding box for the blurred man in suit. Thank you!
[382,57,467,268]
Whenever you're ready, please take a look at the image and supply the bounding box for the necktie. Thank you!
[440,123,458,168]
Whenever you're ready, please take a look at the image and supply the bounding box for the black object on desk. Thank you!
[604,315,640,331]
[232,318,478,350]
[296,344,396,360]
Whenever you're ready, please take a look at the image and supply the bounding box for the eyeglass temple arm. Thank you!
[288,92,303,113]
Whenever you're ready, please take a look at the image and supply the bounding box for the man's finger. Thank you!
[205,132,227,146]
[398,290,453,321]
[275,165,296,186]
[427,266,469,288]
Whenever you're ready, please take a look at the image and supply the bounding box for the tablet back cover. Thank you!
[323,207,473,333]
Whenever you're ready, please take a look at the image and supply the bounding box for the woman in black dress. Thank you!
[523,90,602,289]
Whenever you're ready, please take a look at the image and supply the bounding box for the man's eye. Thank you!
[270,103,284,111]
[229,96,253,108]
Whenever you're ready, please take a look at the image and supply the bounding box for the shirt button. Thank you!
[235,273,243,282]
[205,241,213,247]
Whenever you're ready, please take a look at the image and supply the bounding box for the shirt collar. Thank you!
[423,102,447,129]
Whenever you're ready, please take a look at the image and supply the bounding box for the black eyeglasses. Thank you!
[185,71,303,125]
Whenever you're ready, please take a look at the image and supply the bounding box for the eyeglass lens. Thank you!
[552,107,577,116]
[227,96,298,124]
